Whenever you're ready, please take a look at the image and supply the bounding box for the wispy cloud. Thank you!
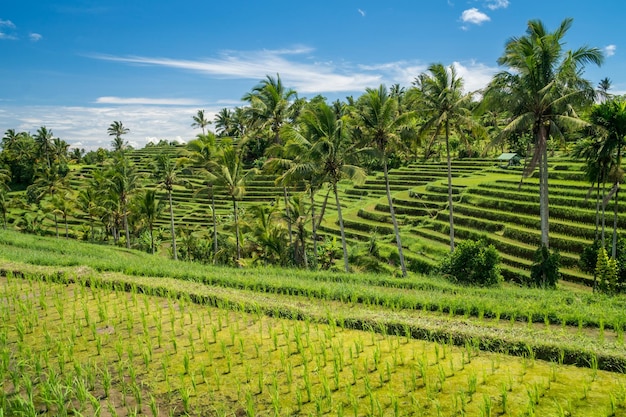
[90,48,383,93]
[357,8,366,17]
[605,44,617,57]
[0,32,17,40]
[95,96,204,105]
[461,8,490,26]
[0,19,17,40]
[29,33,42,42]
[0,19,15,29]
[485,0,509,10]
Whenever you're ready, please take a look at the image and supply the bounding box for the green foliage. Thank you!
[579,240,601,275]
[439,239,502,286]
[596,247,618,295]
[529,245,560,289]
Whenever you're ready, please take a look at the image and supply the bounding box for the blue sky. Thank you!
[0,0,623,150]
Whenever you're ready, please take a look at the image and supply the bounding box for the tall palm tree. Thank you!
[50,191,75,239]
[588,99,626,257]
[153,152,184,260]
[242,74,297,145]
[243,74,299,243]
[34,126,54,168]
[417,63,475,252]
[214,108,235,137]
[183,134,220,260]
[212,145,256,265]
[357,85,416,276]
[29,164,67,238]
[281,101,365,272]
[192,110,211,135]
[107,154,141,248]
[136,189,164,254]
[486,18,603,248]
[77,187,102,241]
[597,77,613,103]
[108,121,129,153]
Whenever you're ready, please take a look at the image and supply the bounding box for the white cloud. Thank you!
[460,8,490,25]
[0,32,17,40]
[485,0,509,10]
[0,19,15,28]
[95,96,204,105]
[358,9,366,17]
[452,61,499,93]
[90,48,383,94]
[605,44,616,57]
[29,33,42,42]
[0,104,219,150]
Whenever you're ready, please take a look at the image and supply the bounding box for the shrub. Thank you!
[596,247,618,295]
[529,245,560,289]
[439,239,502,286]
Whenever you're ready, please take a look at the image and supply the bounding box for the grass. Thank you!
[2,272,626,416]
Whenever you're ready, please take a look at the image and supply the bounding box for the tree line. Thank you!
[1,19,624,287]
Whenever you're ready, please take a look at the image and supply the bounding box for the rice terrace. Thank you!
[3,14,626,417]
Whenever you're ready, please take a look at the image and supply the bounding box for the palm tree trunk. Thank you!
[64,214,69,239]
[445,122,455,252]
[333,182,349,273]
[54,213,59,238]
[150,224,155,254]
[602,179,607,247]
[123,209,130,249]
[211,188,218,263]
[595,180,601,241]
[383,156,407,276]
[612,184,620,258]
[233,197,241,265]
[309,186,318,266]
[538,127,550,248]
[611,144,622,258]
[283,186,293,246]
[168,190,177,260]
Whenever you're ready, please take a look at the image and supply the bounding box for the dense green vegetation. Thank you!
[2,18,624,292]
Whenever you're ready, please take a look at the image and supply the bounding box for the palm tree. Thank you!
[136,189,164,254]
[108,121,129,153]
[588,99,626,258]
[417,63,475,252]
[597,77,613,103]
[77,187,102,241]
[356,85,416,276]
[34,126,54,168]
[281,101,365,272]
[29,164,67,237]
[183,134,220,260]
[50,191,75,239]
[107,154,141,248]
[212,145,256,265]
[192,110,211,135]
[243,74,299,244]
[214,108,235,137]
[486,18,603,248]
[153,151,184,260]
[245,202,287,265]
[242,74,297,145]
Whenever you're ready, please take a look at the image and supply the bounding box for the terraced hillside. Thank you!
[317,158,613,286]
[6,146,616,286]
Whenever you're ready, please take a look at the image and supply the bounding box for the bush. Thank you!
[439,239,502,286]
[529,245,560,289]
[596,247,618,295]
